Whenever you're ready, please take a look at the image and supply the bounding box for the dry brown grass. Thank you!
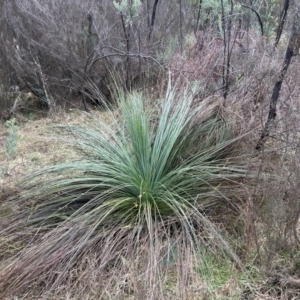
[0,109,114,189]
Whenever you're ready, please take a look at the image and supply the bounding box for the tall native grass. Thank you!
[0,85,250,299]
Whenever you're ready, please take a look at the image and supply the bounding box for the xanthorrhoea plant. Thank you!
[0,86,248,299]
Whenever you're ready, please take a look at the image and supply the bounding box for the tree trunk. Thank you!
[256,4,300,150]
[275,0,290,48]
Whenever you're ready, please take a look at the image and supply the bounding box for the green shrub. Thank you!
[5,117,19,157]
[0,86,249,298]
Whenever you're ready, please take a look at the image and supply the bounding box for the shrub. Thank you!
[5,118,19,157]
[0,86,250,298]
[0,0,198,110]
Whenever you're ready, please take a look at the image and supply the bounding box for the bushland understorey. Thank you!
[1,1,300,299]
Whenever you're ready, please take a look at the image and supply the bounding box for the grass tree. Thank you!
[0,85,249,299]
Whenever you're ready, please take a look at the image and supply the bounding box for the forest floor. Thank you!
[1,106,300,300]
